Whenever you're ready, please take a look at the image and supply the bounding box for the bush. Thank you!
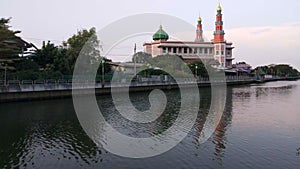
[15,70,40,80]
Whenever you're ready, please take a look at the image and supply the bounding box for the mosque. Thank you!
[143,4,234,68]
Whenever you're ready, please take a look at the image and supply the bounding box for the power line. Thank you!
[23,37,65,43]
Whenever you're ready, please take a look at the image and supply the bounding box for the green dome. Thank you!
[153,25,169,41]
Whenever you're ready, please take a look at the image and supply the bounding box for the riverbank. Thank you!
[0,77,298,103]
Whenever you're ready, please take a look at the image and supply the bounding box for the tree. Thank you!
[136,54,191,77]
[50,47,70,75]
[14,58,39,71]
[0,18,22,58]
[97,57,112,75]
[255,64,300,77]
[66,27,100,72]
[33,41,58,70]
[187,61,209,77]
[132,52,151,63]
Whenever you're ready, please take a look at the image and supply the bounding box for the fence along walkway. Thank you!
[0,76,258,93]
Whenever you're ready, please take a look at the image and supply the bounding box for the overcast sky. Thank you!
[1,0,300,69]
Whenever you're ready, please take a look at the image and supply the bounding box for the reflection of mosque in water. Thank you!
[212,87,233,163]
[192,83,296,165]
[193,87,233,164]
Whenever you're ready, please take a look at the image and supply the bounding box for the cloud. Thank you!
[249,28,272,34]
[224,22,300,70]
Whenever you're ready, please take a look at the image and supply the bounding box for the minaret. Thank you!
[213,3,225,43]
[195,16,204,42]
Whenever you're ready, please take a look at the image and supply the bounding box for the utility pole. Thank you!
[134,43,137,75]
[101,59,104,88]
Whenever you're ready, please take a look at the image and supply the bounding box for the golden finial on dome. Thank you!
[198,16,202,22]
[159,25,163,29]
[217,3,222,11]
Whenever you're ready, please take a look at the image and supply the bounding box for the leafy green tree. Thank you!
[255,64,300,77]
[187,61,209,77]
[66,27,100,72]
[136,54,190,77]
[15,70,40,80]
[274,64,299,77]
[132,52,152,63]
[97,57,112,75]
[14,58,39,71]
[33,41,58,70]
[53,47,71,75]
[0,18,22,58]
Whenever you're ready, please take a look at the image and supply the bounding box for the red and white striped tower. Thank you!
[214,3,225,43]
[195,16,204,42]
[213,3,226,67]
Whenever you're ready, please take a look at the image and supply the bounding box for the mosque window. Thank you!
[173,47,177,53]
[184,48,188,54]
[162,47,166,53]
[199,48,202,54]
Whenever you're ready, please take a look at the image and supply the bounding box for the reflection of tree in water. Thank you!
[99,89,182,138]
[0,100,103,169]
[255,85,294,98]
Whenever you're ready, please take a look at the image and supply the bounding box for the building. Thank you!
[110,62,144,75]
[232,62,252,70]
[143,4,234,68]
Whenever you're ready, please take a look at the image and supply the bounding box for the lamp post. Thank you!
[195,65,198,78]
[101,59,105,88]
[134,43,137,75]
[4,64,7,86]
[1,63,7,86]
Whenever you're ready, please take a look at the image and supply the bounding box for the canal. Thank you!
[0,80,299,169]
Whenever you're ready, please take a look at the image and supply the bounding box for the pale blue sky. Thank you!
[1,0,300,69]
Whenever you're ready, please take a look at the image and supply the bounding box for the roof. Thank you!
[109,62,144,68]
[153,25,169,41]
[143,40,233,46]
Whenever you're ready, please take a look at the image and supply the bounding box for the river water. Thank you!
[0,81,299,169]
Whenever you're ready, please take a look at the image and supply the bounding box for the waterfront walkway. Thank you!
[0,76,299,93]
[0,76,255,93]
[0,76,298,102]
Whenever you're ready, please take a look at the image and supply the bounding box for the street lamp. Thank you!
[1,63,7,86]
[134,43,137,75]
[195,65,198,78]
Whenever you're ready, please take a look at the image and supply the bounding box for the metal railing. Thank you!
[0,76,260,93]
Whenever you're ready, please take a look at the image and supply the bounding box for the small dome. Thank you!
[217,4,222,11]
[197,16,202,22]
[153,25,169,41]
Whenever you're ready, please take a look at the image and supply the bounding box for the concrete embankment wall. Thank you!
[0,83,218,102]
[0,83,189,103]
[1,78,297,103]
